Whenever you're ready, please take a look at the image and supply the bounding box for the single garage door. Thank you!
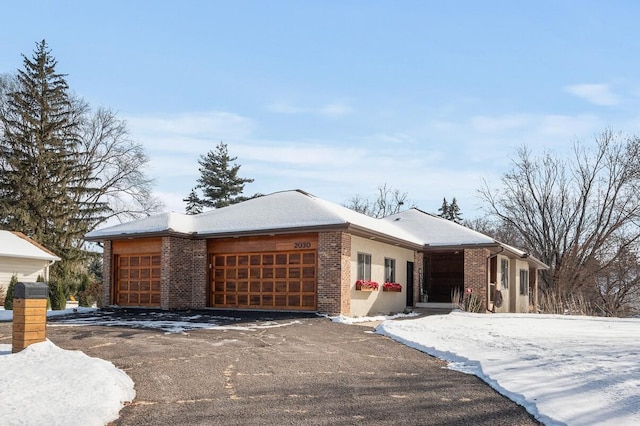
[211,250,316,310]
[115,253,161,306]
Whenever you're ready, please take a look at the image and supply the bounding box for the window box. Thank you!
[383,282,402,292]
[355,280,379,291]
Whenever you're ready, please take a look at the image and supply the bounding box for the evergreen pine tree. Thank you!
[437,198,449,218]
[449,197,463,224]
[194,142,254,209]
[3,274,18,310]
[0,40,98,277]
[183,188,204,215]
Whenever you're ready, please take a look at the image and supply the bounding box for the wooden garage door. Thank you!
[211,250,316,310]
[115,254,161,306]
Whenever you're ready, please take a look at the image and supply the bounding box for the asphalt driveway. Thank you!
[2,310,539,425]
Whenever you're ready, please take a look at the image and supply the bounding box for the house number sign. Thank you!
[275,240,316,251]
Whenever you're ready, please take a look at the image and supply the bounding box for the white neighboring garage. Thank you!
[0,230,60,295]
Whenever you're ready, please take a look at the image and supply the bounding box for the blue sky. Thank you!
[2,1,639,218]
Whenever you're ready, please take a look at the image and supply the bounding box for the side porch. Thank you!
[417,247,539,313]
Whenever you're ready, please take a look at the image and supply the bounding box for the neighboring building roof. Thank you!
[0,231,61,261]
[84,189,547,268]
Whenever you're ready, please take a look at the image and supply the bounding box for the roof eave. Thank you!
[423,242,501,251]
[0,253,60,262]
[83,229,193,242]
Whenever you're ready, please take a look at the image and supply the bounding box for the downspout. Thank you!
[486,247,505,313]
[44,259,57,282]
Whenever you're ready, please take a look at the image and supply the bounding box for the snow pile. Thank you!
[329,311,418,324]
[0,306,98,322]
[0,340,135,426]
[377,312,640,426]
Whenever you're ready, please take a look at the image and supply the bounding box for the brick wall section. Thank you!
[317,231,351,315]
[412,251,424,306]
[102,240,112,306]
[161,236,206,310]
[464,248,489,309]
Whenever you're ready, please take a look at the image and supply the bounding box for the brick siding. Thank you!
[317,231,351,315]
[161,236,207,310]
[463,248,489,309]
[102,240,112,306]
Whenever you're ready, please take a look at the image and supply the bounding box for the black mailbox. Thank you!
[14,282,49,299]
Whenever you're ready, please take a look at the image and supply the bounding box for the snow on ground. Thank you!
[377,311,640,426]
[3,306,638,425]
[0,340,135,426]
[0,307,308,425]
[327,311,419,324]
[0,302,97,322]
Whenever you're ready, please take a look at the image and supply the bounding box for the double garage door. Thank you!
[211,250,316,310]
[209,235,318,311]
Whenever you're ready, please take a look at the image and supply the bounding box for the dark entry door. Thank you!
[406,261,414,307]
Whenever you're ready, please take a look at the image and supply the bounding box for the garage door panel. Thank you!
[211,250,316,311]
[114,253,161,307]
[302,295,314,307]
[303,281,315,292]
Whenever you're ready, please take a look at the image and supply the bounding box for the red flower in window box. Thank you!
[383,282,402,292]
[355,280,379,291]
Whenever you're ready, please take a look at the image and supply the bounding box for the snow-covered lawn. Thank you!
[377,311,640,426]
[1,305,133,425]
[0,340,134,426]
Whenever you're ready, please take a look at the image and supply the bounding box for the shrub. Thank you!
[77,273,104,307]
[451,287,484,313]
[48,279,67,310]
[538,290,595,316]
[3,274,18,310]
[77,273,91,307]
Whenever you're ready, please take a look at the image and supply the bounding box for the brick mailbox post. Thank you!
[12,282,48,353]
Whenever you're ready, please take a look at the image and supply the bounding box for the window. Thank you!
[384,258,396,282]
[357,253,371,281]
[520,269,529,296]
[500,259,509,289]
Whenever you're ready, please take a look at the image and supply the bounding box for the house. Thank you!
[0,231,61,296]
[84,189,547,316]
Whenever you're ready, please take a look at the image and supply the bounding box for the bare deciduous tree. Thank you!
[344,183,414,218]
[75,104,162,228]
[479,130,640,316]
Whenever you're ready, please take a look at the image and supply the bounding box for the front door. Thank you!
[406,261,414,307]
